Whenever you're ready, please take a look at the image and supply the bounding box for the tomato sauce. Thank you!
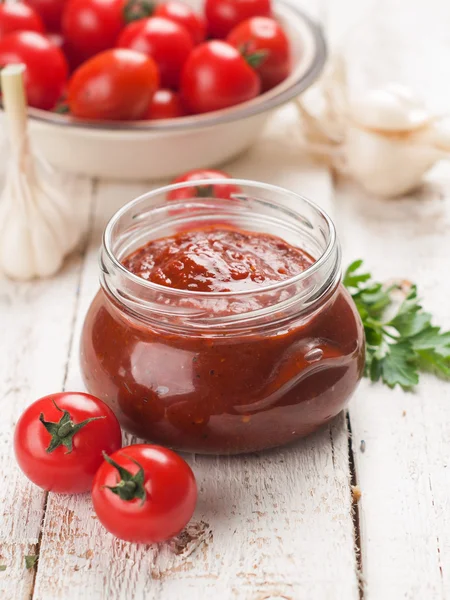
[81,226,364,454]
[122,227,313,292]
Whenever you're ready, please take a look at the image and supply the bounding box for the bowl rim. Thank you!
[22,1,327,133]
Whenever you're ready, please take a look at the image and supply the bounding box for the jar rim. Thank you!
[103,178,338,300]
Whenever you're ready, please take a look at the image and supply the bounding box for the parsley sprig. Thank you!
[344,260,450,390]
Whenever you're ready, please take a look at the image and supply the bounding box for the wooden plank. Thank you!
[33,107,359,600]
[0,177,94,600]
[329,0,450,596]
[337,173,450,600]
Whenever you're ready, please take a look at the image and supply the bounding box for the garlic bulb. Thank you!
[296,55,450,197]
[0,64,81,281]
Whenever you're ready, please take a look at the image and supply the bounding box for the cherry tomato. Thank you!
[68,48,159,120]
[181,40,260,114]
[26,0,67,32]
[227,17,291,91]
[117,16,193,89]
[205,0,271,39]
[62,0,152,62]
[14,392,122,494]
[145,89,185,120]
[0,3,44,41]
[168,169,242,200]
[153,1,205,45]
[0,31,68,109]
[92,445,197,543]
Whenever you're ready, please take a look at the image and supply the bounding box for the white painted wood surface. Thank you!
[1,0,450,598]
[335,1,450,598]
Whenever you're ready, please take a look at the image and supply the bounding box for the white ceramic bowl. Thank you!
[22,1,326,180]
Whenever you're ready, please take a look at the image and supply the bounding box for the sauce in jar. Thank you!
[122,227,313,292]
[80,181,364,454]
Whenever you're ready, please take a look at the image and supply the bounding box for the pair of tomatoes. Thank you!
[0,0,291,120]
[14,392,197,544]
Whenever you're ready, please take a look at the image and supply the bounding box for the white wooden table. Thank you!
[2,0,450,598]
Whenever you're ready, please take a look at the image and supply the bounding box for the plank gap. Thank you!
[26,492,48,600]
[346,412,365,600]
[428,475,445,592]
[329,426,336,469]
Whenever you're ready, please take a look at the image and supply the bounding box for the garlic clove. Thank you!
[345,125,443,197]
[350,84,431,133]
[35,170,80,256]
[0,168,63,280]
[0,212,64,281]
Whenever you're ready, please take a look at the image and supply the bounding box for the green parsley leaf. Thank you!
[411,327,450,358]
[344,260,450,390]
[388,286,432,337]
[0,565,6,572]
[380,342,419,389]
[343,260,371,289]
[416,349,450,379]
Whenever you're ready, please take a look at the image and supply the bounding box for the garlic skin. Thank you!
[345,121,447,197]
[296,56,450,197]
[0,157,80,280]
[0,64,81,281]
[350,84,431,132]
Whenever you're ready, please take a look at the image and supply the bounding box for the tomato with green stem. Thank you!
[0,3,44,41]
[62,0,153,62]
[227,17,291,91]
[117,16,193,89]
[0,31,68,109]
[205,0,271,39]
[14,392,122,493]
[92,445,197,543]
[68,48,159,120]
[181,40,261,114]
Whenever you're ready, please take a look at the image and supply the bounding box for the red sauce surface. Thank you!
[122,227,312,292]
[81,226,364,454]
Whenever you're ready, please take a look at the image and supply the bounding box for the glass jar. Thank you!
[80,180,365,454]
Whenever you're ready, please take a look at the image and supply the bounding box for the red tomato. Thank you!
[26,0,67,32]
[205,0,271,38]
[181,40,260,114]
[145,89,185,120]
[117,17,193,89]
[168,169,242,200]
[227,17,291,91]
[62,0,152,62]
[153,1,205,45]
[68,48,159,120]
[0,31,68,109]
[14,392,122,494]
[0,3,44,41]
[92,445,197,543]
